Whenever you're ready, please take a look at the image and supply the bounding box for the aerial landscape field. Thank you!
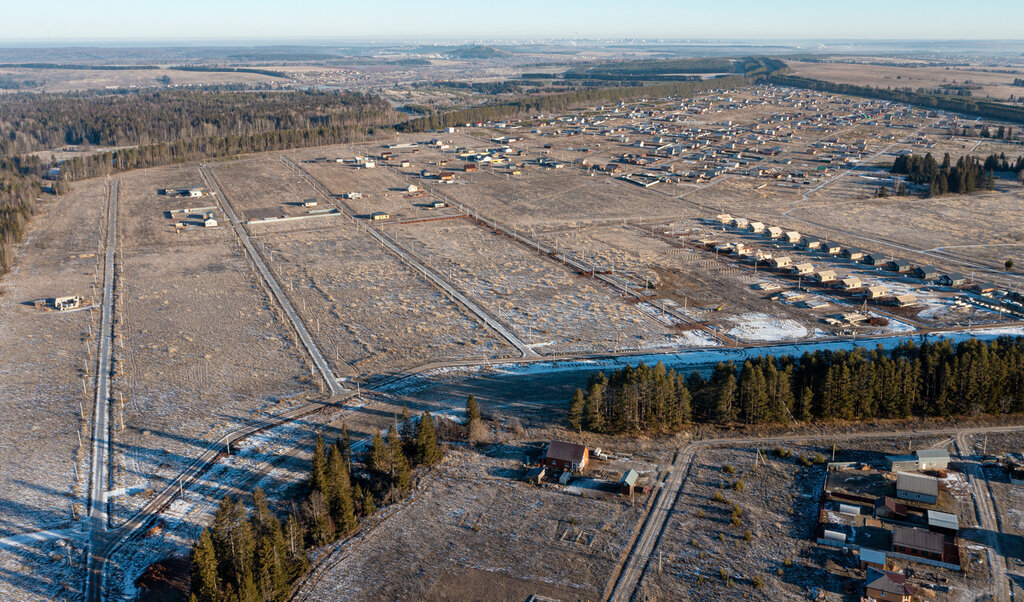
[1,4,1024,601]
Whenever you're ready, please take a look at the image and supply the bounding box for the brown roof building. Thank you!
[542,441,589,472]
[865,568,915,602]
[892,525,945,561]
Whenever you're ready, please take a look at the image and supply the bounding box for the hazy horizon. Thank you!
[6,0,1023,44]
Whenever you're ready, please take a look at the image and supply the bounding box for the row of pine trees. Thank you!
[570,337,1024,434]
[190,411,444,601]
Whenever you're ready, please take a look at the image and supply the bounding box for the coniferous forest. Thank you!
[568,338,1024,434]
[891,152,1023,197]
[190,411,443,602]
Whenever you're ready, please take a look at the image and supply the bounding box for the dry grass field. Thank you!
[0,179,109,536]
[399,219,684,354]
[108,167,312,525]
[788,60,1024,102]
[0,179,110,599]
[250,221,513,377]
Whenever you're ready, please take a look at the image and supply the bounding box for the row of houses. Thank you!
[714,213,977,291]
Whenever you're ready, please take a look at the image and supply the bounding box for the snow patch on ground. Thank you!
[725,312,808,342]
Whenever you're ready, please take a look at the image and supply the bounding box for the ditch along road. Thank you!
[607,423,1024,602]
[84,179,118,600]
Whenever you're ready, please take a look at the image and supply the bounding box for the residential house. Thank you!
[885,259,912,273]
[865,568,915,602]
[863,253,888,266]
[822,241,842,255]
[836,277,863,290]
[800,235,821,250]
[939,273,967,287]
[912,266,939,280]
[863,285,888,299]
[843,246,865,261]
[791,262,814,275]
[542,441,589,472]
[813,270,837,283]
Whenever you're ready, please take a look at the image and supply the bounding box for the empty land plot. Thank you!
[438,167,687,227]
[400,220,681,354]
[785,191,1024,270]
[0,178,109,538]
[249,219,512,378]
[636,439,986,601]
[108,170,311,525]
[297,445,645,602]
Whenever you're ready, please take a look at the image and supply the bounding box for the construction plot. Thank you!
[296,444,646,602]
[249,218,513,379]
[398,219,687,354]
[0,179,110,599]
[107,168,312,526]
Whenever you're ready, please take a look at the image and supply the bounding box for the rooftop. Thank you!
[896,472,939,497]
[545,441,587,464]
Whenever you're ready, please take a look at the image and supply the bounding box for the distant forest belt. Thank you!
[0,64,288,78]
[397,73,752,131]
[769,74,1024,125]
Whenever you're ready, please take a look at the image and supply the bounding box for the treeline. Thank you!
[57,123,383,181]
[169,65,289,79]
[0,75,38,90]
[396,74,750,131]
[891,152,1011,196]
[416,80,524,94]
[1013,78,1024,87]
[0,89,394,156]
[0,63,159,70]
[0,90,393,274]
[768,74,1024,125]
[569,337,1024,434]
[564,57,735,76]
[0,156,46,272]
[190,412,444,601]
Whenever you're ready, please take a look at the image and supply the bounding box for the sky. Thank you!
[4,0,1023,44]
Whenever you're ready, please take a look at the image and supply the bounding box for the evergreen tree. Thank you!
[190,529,219,602]
[583,381,605,431]
[568,388,584,430]
[326,446,357,535]
[362,488,376,516]
[339,422,352,470]
[399,405,414,445]
[369,431,388,474]
[310,436,327,494]
[415,411,443,466]
[465,394,481,423]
